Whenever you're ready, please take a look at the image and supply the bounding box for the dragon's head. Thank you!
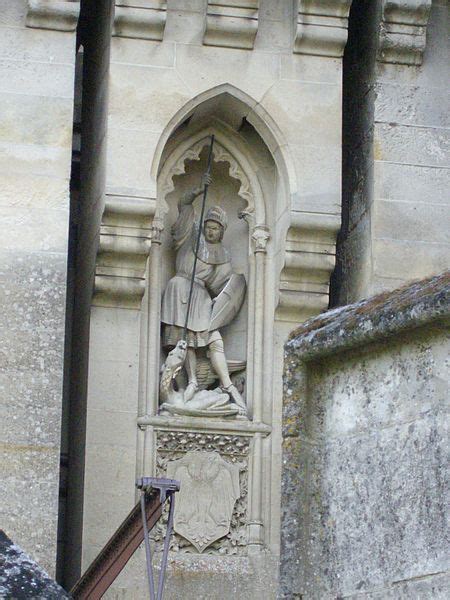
[164,340,187,376]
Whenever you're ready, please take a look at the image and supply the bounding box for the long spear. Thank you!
[182,134,215,341]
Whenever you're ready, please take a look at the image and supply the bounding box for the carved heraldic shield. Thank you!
[209,273,246,331]
[166,451,240,552]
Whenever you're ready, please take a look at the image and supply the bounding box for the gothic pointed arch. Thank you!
[156,120,266,227]
[150,83,297,203]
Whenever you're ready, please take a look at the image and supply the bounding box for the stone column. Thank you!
[142,219,164,475]
[248,225,270,552]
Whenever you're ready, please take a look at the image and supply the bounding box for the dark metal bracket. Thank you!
[136,477,180,600]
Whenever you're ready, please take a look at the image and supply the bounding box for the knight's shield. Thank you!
[209,273,246,331]
[166,451,240,553]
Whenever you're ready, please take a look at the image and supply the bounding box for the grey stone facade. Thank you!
[0,0,78,574]
[0,1,448,598]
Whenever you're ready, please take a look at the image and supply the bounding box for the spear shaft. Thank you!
[183,135,215,341]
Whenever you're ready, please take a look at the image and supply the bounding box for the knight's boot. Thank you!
[184,381,198,402]
[225,384,247,416]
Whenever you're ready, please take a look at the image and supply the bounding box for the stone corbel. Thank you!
[377,0,432,66]
[113,1,167,41]
[93,193,156,309]
[277,211,341,322]
[294,0,352,58]
[204,1,259,50]
[26,0,80,31]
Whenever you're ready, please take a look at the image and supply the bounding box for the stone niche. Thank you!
[140,107,281,555]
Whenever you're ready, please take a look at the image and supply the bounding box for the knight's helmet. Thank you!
[205,205,228,230]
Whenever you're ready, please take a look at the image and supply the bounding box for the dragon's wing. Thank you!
[227,360,246,374]
[195,358,247,390]
[195,357,216,390]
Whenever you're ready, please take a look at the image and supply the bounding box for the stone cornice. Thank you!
[377,0,432,66]
[26,0,80,31]
[137,414,272,435]
[204,1,259,50]
[294,0,352,58]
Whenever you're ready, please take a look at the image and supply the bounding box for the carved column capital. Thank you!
[151,219,164,245]
[251,225,270,253]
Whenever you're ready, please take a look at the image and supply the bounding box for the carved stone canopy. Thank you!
[158,135,255,223]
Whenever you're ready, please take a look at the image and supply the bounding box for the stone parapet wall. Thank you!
[281,271,449,598]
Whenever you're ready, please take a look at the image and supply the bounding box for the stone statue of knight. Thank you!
[161,174,247,414]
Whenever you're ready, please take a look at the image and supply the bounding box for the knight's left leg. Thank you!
[184,347,198,401]
[209,337,246,413]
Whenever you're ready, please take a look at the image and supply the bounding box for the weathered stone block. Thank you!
[280,53,341,84]
[259,79,342,148]
[106,126,160,191]
[282,273,450,599]
[0,58,74,98]
[374,122,450,168]
[373,238,449,280]
[374,161,449,205]
[375,81,450,128]
[374,199,449,244]
[111,37,175,68]
[173,43,280,104]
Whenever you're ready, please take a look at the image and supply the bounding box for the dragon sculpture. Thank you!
[159,340,246,418]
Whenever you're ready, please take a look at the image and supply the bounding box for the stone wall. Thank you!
[335,0,450,304]
[0,0,78,574]
[281,271,449,598]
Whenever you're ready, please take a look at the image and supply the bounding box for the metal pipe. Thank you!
[157,493,176,600]
[141,492,156,600]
